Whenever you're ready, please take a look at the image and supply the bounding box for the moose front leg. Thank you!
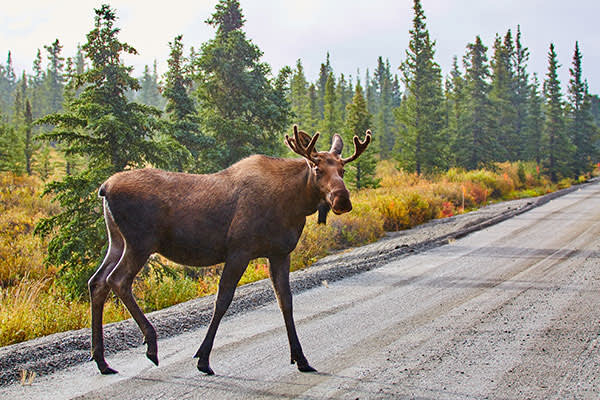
[195,253,250,375]
[268,254,316,372]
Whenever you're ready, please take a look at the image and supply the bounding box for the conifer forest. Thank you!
[0,0,599,345]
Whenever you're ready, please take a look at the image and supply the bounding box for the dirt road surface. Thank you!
[2,182,599,399]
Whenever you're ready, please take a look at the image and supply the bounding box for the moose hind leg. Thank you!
[89,205,125,374]
[106,248,158,366]
[89,244,123,374]
[195,253,250,375]
[269,254,316,372]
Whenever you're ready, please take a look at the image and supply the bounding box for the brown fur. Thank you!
[87,127,370,376]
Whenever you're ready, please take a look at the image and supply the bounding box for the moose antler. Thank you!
[342,130,372,164]
[285,125,320,163]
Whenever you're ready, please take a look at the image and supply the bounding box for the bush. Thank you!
[292,218,336,271]
[440,201,456,217]
[134,267,199,313]
[238,260,270,286]
[328,200,384,248]
[371,189,442,231]
[558,178,573,189]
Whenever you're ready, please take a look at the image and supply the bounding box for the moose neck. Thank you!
[288,158,323,218]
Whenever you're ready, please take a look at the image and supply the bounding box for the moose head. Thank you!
[285,125,371,215]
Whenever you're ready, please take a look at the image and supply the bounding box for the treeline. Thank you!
[288,1,600,180]
[0,0,598,294]
[2,1,599,182]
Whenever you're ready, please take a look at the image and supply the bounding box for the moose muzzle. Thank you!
[329,188,352,215]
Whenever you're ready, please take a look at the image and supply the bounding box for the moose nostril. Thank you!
[331,195,352,214]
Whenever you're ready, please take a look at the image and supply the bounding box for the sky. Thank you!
[1,0,599,94]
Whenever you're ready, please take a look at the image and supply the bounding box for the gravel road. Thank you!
[1,181,598,399]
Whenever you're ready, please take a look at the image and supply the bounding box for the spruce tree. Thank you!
[32,49,44,84]
[489,31,517,161]
[0,51,16,118]
[336,73,350,122]
[344,81,379,189]
[373,57,395,159]
[23,99,35,175]
[43,39,65,114]
[318,72,340,144]
[307,83,320,133]
[364,69,377,116]
[61,55,80,176]
[0,116,23,172]
[11,72,36,175]
[395,0,446,174]
[163,34,211,172]
[391,75,402,108]
[457,36,497,169]
[543,43,573,182]
[138,62,163,108]
[289,59,312,128]
[194,0,290,169]
[580,82,599,173]
[5,51,15,89]
[35,4,176,295]
[567,42,597,176]
[524,74,544,165]
[513,25,530,160]
[446,56,466,166]
[13,71,27,123]
[316,53,332,117]
[30,49,46,121]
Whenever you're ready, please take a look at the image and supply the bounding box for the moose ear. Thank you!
[330,134,343,156]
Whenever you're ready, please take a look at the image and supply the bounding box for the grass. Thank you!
[0,161,588,347]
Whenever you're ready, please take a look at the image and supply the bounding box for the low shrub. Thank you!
[0,173,57,287]
[238,260,270,286]
[371,189,442,231]
[558,178,573,189]
[328,200,384,248]
[0,279,89,346]
[292,218,335,271]
[134,267,199,313]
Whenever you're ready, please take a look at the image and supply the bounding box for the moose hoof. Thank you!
[146,352,159,366]
[100,365,119,375]
[91,355,119,375]
[197,361,215,376]
[297,363,317,373]
[291,357,317,373]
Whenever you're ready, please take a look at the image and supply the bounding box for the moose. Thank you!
[88,125,371,375]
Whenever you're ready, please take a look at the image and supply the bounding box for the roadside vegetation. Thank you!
[0,161,590,347]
